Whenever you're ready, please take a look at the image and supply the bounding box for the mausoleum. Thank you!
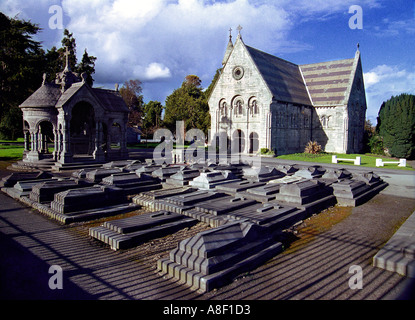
[19,48,129,169]
[209,27,367,155]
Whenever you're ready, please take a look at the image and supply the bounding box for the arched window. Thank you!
[249,99,259,116]
[233,98,244,116]
[220,101,227,116]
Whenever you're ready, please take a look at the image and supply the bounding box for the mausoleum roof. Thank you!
[20,83,62,108]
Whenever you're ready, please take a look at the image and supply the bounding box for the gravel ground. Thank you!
[1,163,415,301]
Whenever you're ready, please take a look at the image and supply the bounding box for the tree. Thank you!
[60,29,77,71]
[119,79,144,127]
[377,93,415,159]
[164,75,210,135]
[76,49,97,86]
[142,100,163,138]
[0,12,45,139]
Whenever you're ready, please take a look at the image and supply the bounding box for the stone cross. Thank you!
[237,25,242,36]
[64,46,71,71]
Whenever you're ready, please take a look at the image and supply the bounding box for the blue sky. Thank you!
[1,0,414,124]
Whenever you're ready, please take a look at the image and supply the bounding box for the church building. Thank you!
[208,28,367,155]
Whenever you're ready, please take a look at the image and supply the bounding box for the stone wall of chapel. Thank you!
[313,105,348,154]
[346,59,367,153]
[208,39,273,152]
[270,101,312,155]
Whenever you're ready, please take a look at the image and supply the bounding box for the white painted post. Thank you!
[399,159,407,167]
[354,157,361,165]
[376,159,383,167]
[332,155,337,164]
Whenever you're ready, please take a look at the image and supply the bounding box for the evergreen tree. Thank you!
[0,12,45,139]
[377,93,415,159]
[76,49,97,86]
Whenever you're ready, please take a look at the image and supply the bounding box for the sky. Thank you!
[1,0,414,124]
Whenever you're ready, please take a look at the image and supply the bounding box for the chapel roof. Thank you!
[246,45,312,106]
[300,57,357,106]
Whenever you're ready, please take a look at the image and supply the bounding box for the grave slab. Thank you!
[89,211,198,250]
[158,221,283,292]
[189,170,240,189]
[29,179,94,203]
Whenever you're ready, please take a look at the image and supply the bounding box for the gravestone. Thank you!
[50,185,127,214]
[321,168,352,181]
[293,166,325,179]
[242,166,285,182]
[189,170,240,189]
[152,165,183,181]
[85,168,123,183]
[132,187,197,210]
[158,221,283,293]
[273,179,336,214]
[0,171,52,188]
[215,180,266,195]
[90,211,197,250]
[164,168,201,186]
[29,178,94,203]
[101,172,162,196]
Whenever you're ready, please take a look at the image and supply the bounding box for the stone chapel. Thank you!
[19,49,129,169]
[208,29,367,155]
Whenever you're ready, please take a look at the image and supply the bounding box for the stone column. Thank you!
[59,119,73,163]
[120,124,128,159]
[24,132,30,151]
[25,130,40,162]
[53,129,58,161]
[93,121,105,161]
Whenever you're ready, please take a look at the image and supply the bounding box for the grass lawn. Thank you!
[0,144,24,161]
[276,153,414,171]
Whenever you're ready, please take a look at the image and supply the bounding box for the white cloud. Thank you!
[364,64,415,123]
[144,63,171,80]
